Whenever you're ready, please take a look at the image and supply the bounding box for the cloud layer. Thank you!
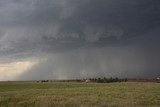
[0,0,160,80]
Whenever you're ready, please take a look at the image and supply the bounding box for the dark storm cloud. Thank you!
[0,0,160,80]
[1,0,160,41]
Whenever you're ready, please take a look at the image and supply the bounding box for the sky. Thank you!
[0,0,160,81]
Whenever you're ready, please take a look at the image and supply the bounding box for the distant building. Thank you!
[156,77,160,80]
[85,79,91,83]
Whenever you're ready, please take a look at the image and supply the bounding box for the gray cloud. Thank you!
[17,45,160,80]
[0,0,160,80]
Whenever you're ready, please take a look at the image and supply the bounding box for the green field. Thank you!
[0,82,160,107]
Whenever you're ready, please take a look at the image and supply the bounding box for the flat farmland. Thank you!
[0,82,160,107]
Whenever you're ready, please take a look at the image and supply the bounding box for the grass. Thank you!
[0,82,160,107]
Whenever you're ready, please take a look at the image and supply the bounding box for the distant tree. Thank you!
[124,78,128,82]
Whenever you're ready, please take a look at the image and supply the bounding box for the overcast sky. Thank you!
[0,0,160,80]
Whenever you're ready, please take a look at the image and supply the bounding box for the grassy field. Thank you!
[0,82,160,107]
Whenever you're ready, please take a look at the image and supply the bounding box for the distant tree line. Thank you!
[86,77,128,83]
[39,80,49,82]
[37,77,127,83]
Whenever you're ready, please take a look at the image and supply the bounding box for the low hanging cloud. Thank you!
[0,0,160,80]
[17,46,160,80]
